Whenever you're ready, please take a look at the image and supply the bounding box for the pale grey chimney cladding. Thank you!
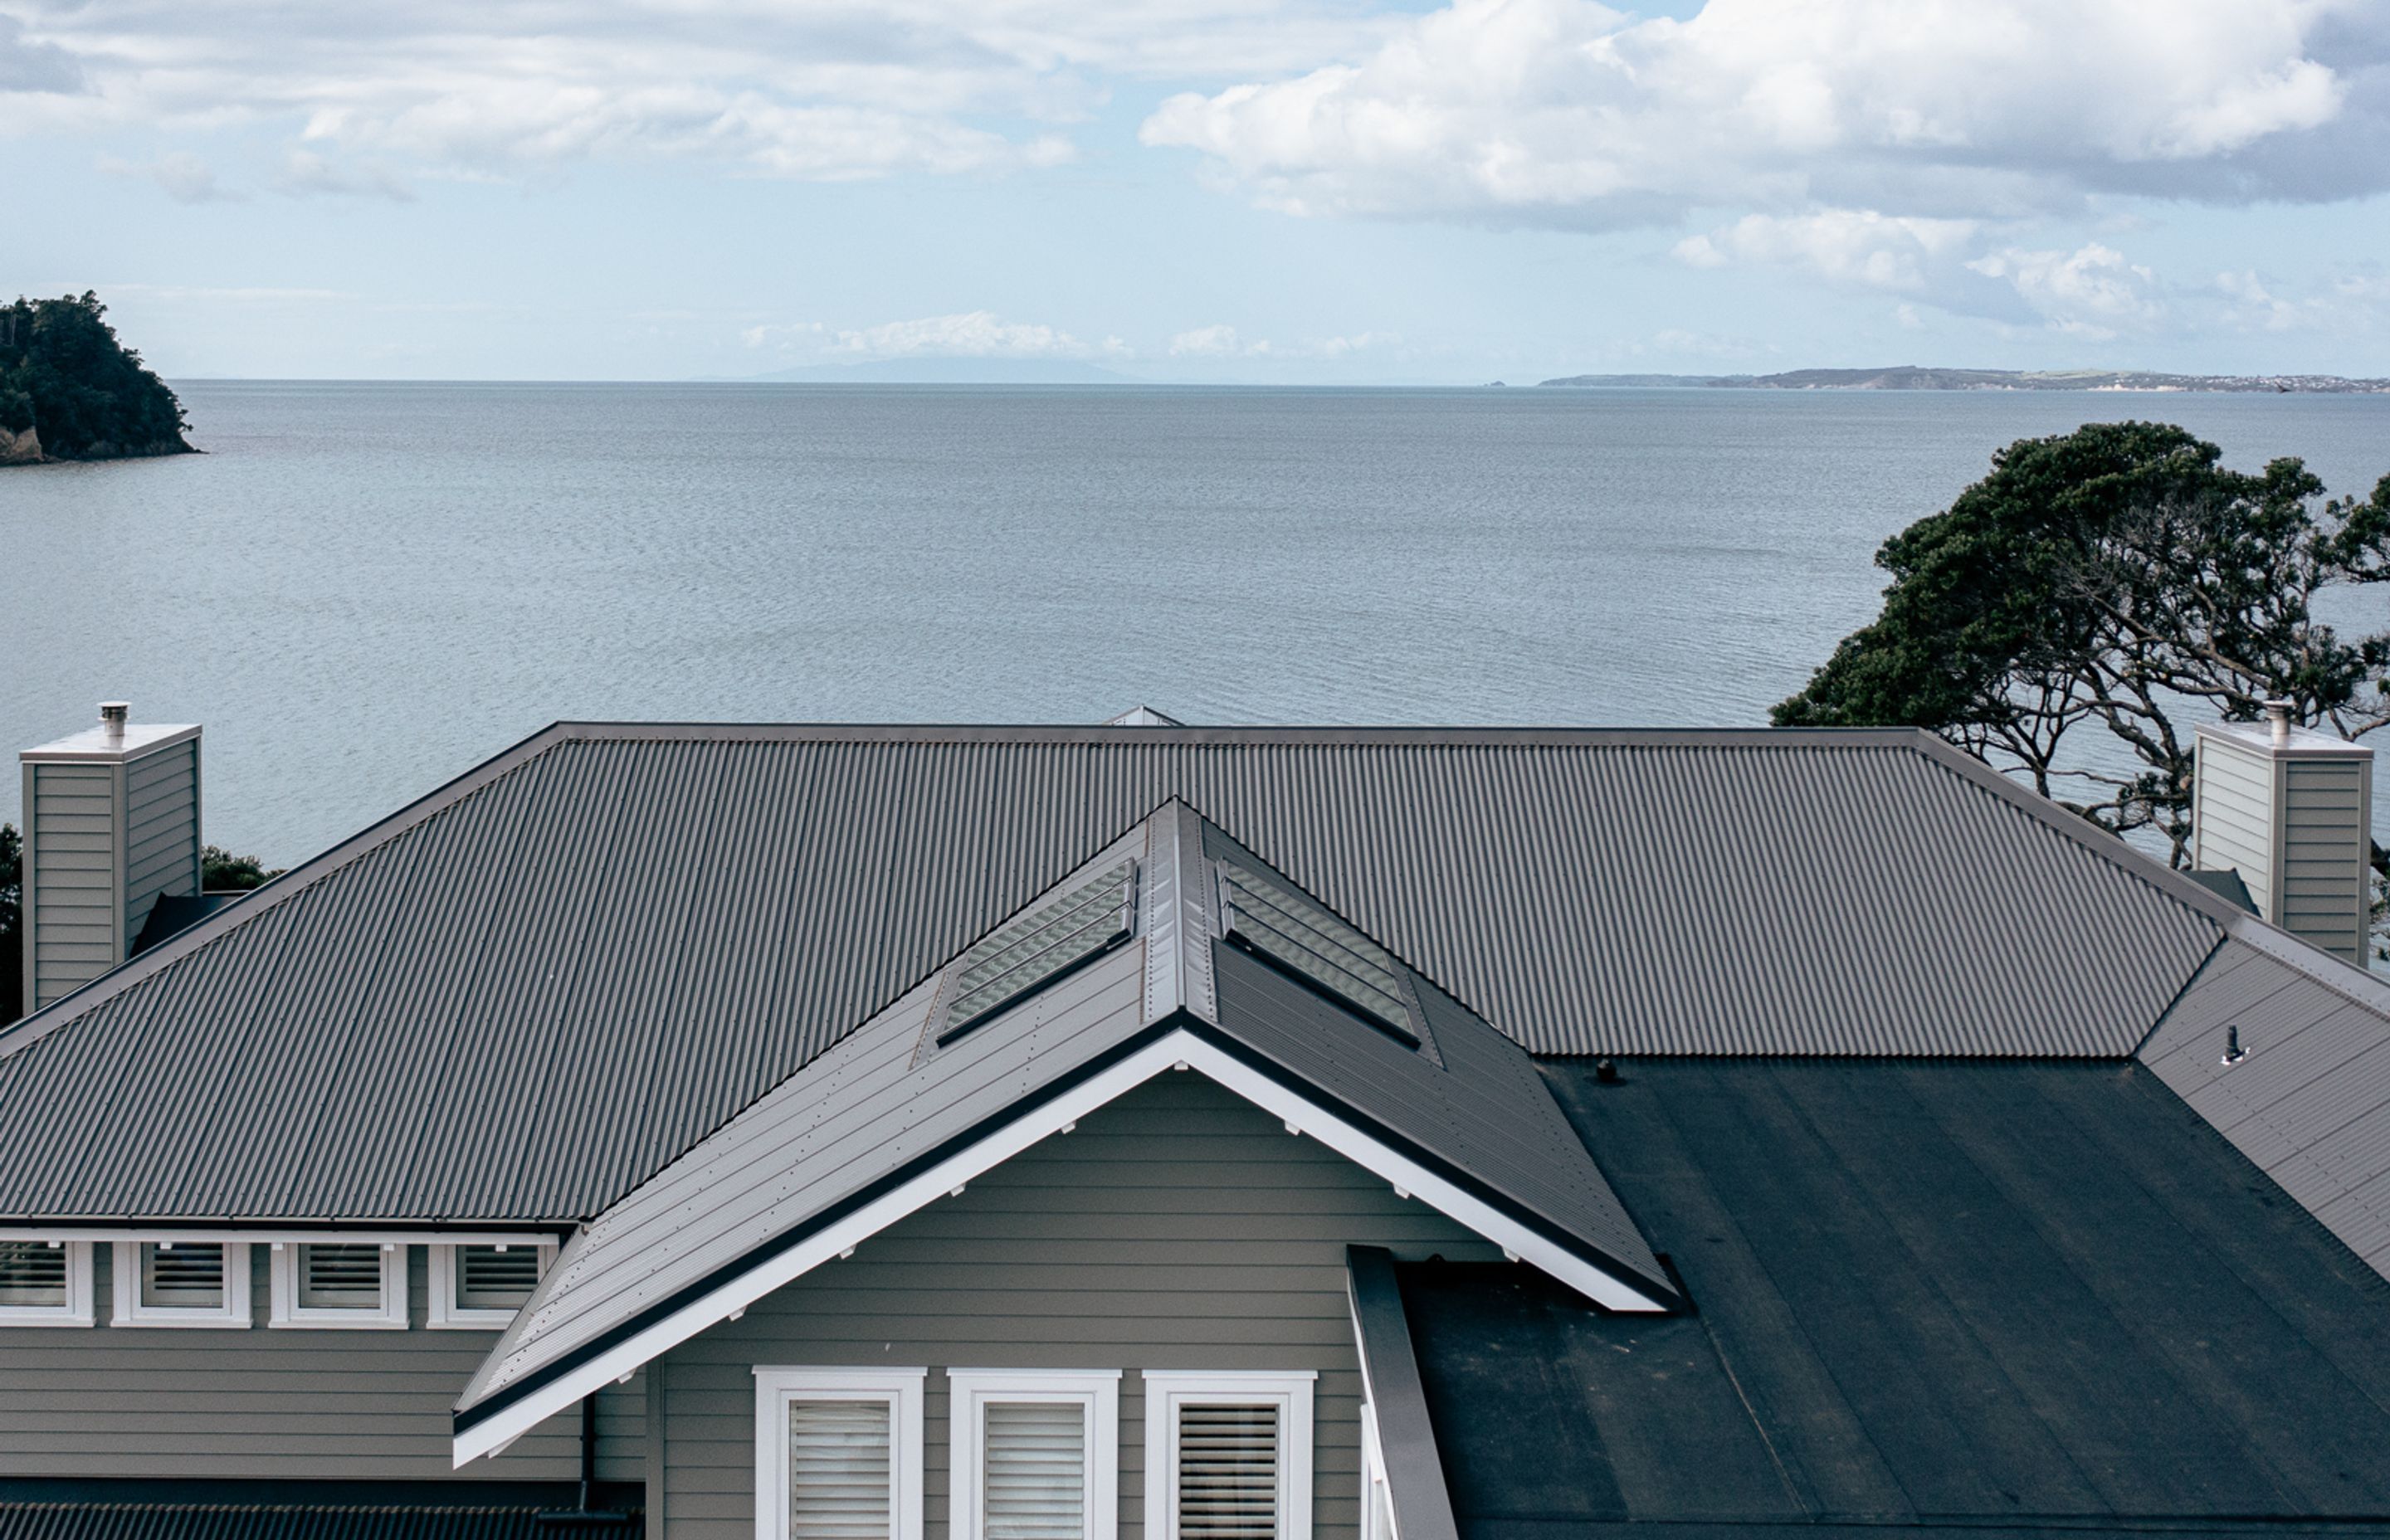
[2192,717,2376,965]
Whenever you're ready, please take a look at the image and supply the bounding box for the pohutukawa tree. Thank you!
[1774,421,2390,885]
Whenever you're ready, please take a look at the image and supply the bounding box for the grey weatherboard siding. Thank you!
[0,1246,645,1483]
[0,724,2236,1226]
[648,1075,1499,1540]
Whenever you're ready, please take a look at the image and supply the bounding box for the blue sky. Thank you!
[7,0,2388,383]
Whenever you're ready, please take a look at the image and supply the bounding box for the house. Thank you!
[7,708,2390,1538]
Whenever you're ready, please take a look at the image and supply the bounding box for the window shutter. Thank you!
[298,1244,384,1309]
[0,1241,66,1307]
[787,1398,895,1540]
[143,1243,227,1307]
[1177,1404,1280,1540]
[456,1245,543,1309]
[983,1401,1087,1540]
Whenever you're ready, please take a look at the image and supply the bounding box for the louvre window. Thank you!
[298,1245,384,1309]
[1217,865,1418,1045]
[754,1367,924,1540]
[1177,1405,1279,1540]
[1143,1373,1313,1540]
[428,1240,554,1327]
[0,1240,67,1308]
[144,1243,226,1307]
[457,1245,543,1309]
[949,1370,1119,1540]
[940,861,1137,1044]
[0,1239,90,1324]
[115,1240,249,1326]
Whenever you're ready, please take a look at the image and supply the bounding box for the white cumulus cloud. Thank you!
[1142,0,2386,229]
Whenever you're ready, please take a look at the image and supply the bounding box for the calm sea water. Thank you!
[5,381,2388,860]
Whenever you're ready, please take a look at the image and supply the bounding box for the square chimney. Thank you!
[18,704,202,1016]
[2192,707,2376,965]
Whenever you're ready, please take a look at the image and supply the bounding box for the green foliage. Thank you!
[0,823,18,1027]
[202,846,283,892]
[1776,421,2390,865]
[0,292,191,459]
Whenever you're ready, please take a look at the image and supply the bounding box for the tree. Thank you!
[1775,422,2390,878]
[0,291,192,460]
[202,846,284,892]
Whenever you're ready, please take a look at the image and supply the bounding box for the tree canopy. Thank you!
[1,292,192,460]
[202,846,284,891]
[1774,421,2390,870]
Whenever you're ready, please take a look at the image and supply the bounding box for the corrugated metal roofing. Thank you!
[0,724,2234,1223]
[457,802,1669,1434]
[0,1502,637,1540]
[2137,919,2390,1278]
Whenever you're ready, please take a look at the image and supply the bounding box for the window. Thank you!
[1217,865,1418,1046]
[429,1241,558,1328]
[939,861,1138,1045]
[948,1370,1120,1540]
[754,1367,926,1540]
[111,1241,251,1328]
[270,1241,407,1328]
[1141,1372,1314,1540]
[0,1239,93,1326]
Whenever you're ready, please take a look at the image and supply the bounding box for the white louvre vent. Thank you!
[298,1244,384,1309]
[144,1243,227,1307]
[458,1245,544,1309]
[1177,1403,1280,1540]
[0,1241,66,1308]
[984,1401,1087,1540]
[787,1398,895,1540]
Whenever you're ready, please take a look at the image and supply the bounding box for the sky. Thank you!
[6,0,2389,383]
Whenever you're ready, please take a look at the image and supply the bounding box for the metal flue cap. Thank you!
[98,701,130,740]
[2263,699,2295,746]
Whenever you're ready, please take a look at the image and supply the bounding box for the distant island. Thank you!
[2,292,194,465]
[727,358,1143,386]
[1538,365,2390,394]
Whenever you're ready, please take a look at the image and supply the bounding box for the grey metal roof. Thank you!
[1402,1058,2390,1536]
[456,801,1670,1437]
[2137,918,2390,1279]
[0,723,2236,1223]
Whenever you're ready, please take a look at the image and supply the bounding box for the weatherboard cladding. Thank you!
[0,727,2227,1223]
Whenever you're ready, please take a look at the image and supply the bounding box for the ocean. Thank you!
[6,380,2388,860]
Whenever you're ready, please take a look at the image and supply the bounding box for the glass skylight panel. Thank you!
[1218,865,1417,1041]
[941,861,1137,1042]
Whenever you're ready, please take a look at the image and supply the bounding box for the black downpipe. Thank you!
[579,1391,598,1513]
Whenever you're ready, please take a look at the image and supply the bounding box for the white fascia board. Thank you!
[1173,1037,1672,1313]
[452,1033,1193,1465]
[453,1023,1669,1464]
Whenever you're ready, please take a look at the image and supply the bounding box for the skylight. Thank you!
[939,860,1139,1043]
[1217,863,1418,1044]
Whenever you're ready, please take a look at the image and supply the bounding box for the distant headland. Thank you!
[2,292,194,465]
[1538,365,2390,394]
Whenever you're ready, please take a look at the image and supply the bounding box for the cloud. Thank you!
[276,150,414,202]
[1170,324,1262,357]
[1966,243,2165,338]
[0,0,1388,185]
[99,150,241,203]
[748,311,1127,362]
[1674,211,1977,290]
[1142,0,2388,230]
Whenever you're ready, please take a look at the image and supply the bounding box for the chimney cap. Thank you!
[22,714,200,764]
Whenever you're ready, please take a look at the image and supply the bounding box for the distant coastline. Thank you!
[1538,365,2390,394]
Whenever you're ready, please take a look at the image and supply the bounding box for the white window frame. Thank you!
[0,1240,94,1327]
[110,1240,251,1328]
[427,1240,560,1328]
[1141,1371,1315,1540]
[948,1368,1122,1540]
[268,1240,409,1329]
[753,1365,927,1540]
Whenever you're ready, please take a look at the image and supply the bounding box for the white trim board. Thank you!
[452,1026,1666,1465]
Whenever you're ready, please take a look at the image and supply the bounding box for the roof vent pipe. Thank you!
[99,701,129,743]
[2266,699,2294,748]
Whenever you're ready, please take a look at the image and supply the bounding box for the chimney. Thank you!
[18,703,202,1016]
[2192,711,2375,965]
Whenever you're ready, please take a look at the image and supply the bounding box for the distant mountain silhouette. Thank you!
[1538,365,2388,393]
